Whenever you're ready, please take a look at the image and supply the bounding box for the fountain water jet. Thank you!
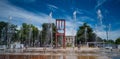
[97,9,103,26]
[49,12,53,48]
[72,11,77,49]
[1,27,6,44]
[85,27,88,46]
[28,27,32,47]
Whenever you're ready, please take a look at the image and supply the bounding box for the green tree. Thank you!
[10,24,18,42]
[19,23,30,44]
[0,21,18,45]
[19,23,39,46]
[106,40,115,44]
[76,23,96,44]
[0,21,7,45]
[103,39,115,44]
[41,23,56,46]
[0,21,7,39]
[115,37,120,44]
[31,25,39,46]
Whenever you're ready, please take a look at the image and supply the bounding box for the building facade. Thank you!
[65,36,75,47]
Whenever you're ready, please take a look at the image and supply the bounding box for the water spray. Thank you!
[7,16,12,48]
[49,12,53,48]
[72,11,77,49]
[85,27,87,44]
[95,24,98,47]
[108,24,111,40]
[97,9,103,26]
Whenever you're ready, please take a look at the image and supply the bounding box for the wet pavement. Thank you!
[0,48,120,59]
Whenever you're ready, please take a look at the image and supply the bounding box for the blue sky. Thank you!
[0,0,120,40]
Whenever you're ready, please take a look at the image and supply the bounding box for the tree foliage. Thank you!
[0,21,57,46]
[19,23,39,46]
[76,23,96,44]
[0,21,7,38]
[1,20,120,47]
[0,21,18,45]
[115,37,120,44]
[41,23,56,46]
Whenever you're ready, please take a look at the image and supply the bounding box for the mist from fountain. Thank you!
[95,24,98,47]
[97,9,103,26]
[1,27,6,42]
[42,23,51,54]
[85,27,87,45]
[36,30,41,47]
[18,27,23,44]
[28,27,32,47]
[96,9,105,48]
[72,11,77,49]
[7,16,13,48]
[96,9,113,56]
[49,12,53,48]
[108,24,111,40]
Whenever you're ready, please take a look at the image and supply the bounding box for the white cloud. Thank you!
[78,16,95,22]
[96,29,120,40]
[36,25,42,30]
[11,0,36,3]
[47,4,66,13]
[16,25,21,30]
[97,9,103,25]
[93,23,120,40]
[0,0,76,36]
[0,0,55,26]
[66,21,74,27]
[66,21,75,36]
[65,16,83,36]
[95,0,107,8]
[23,0,36,3]
[0,0,119,40]
[96,30,106,39]
[48,4,58,9]
[66,27,76,36]
[110,30,120,40]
